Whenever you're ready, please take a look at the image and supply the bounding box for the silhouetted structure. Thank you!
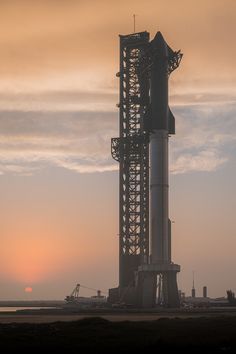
[111,32,150,290]
[192,272,196,298]
[227,290,236,306]
[203,286,207,298]
[109,30,182,308]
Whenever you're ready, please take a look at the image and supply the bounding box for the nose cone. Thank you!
[153,31,165,45]
[151,31,174,58]
[151,31,167,54]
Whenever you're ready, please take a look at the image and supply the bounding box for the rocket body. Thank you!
[150,130,169,263]
[149,32,174,264]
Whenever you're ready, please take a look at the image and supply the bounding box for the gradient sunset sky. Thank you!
[0,0,235,300]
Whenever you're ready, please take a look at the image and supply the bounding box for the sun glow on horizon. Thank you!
[0,229,79,284]
[0,215,105,285]
[25,286,33,293]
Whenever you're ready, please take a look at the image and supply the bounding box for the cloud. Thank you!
[0,110,118,175]
[170,103,236,174]
[0,101,235,176]
[171,149,227,175]
[0,89,117,112]
[170,91,236,106]
[53,158,118,173]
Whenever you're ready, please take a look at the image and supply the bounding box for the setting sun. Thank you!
[25,287,33,293]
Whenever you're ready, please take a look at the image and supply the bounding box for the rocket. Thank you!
[150,32,175,134]
[149,32,180,264]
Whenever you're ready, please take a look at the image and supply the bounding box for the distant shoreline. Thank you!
[1,306,236,323]
[0,300,65,308]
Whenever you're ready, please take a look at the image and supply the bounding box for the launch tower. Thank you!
[109,31,182,308]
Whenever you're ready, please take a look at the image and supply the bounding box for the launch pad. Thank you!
[109,31,182,308]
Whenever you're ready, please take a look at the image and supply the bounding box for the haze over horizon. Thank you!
[0,0,235,300]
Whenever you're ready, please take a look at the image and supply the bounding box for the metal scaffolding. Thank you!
[111,32,150,287]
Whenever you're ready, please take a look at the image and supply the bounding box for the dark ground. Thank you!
[1,316,236,353]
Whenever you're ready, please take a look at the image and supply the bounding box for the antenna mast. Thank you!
[133,14,136,33]
[192,271,196,298]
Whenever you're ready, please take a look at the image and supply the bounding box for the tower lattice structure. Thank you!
[111,32,150,287]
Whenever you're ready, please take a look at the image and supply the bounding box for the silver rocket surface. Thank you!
[150,32,175,264]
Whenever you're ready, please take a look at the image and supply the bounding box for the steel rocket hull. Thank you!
[149,32,175,264]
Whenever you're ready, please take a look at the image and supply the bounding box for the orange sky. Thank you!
[0,0,235,96]
[0,0,235,300]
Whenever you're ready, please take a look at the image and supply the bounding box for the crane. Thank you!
[65,283,107,303]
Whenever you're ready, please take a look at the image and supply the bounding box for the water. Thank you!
[0,307,54,312]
